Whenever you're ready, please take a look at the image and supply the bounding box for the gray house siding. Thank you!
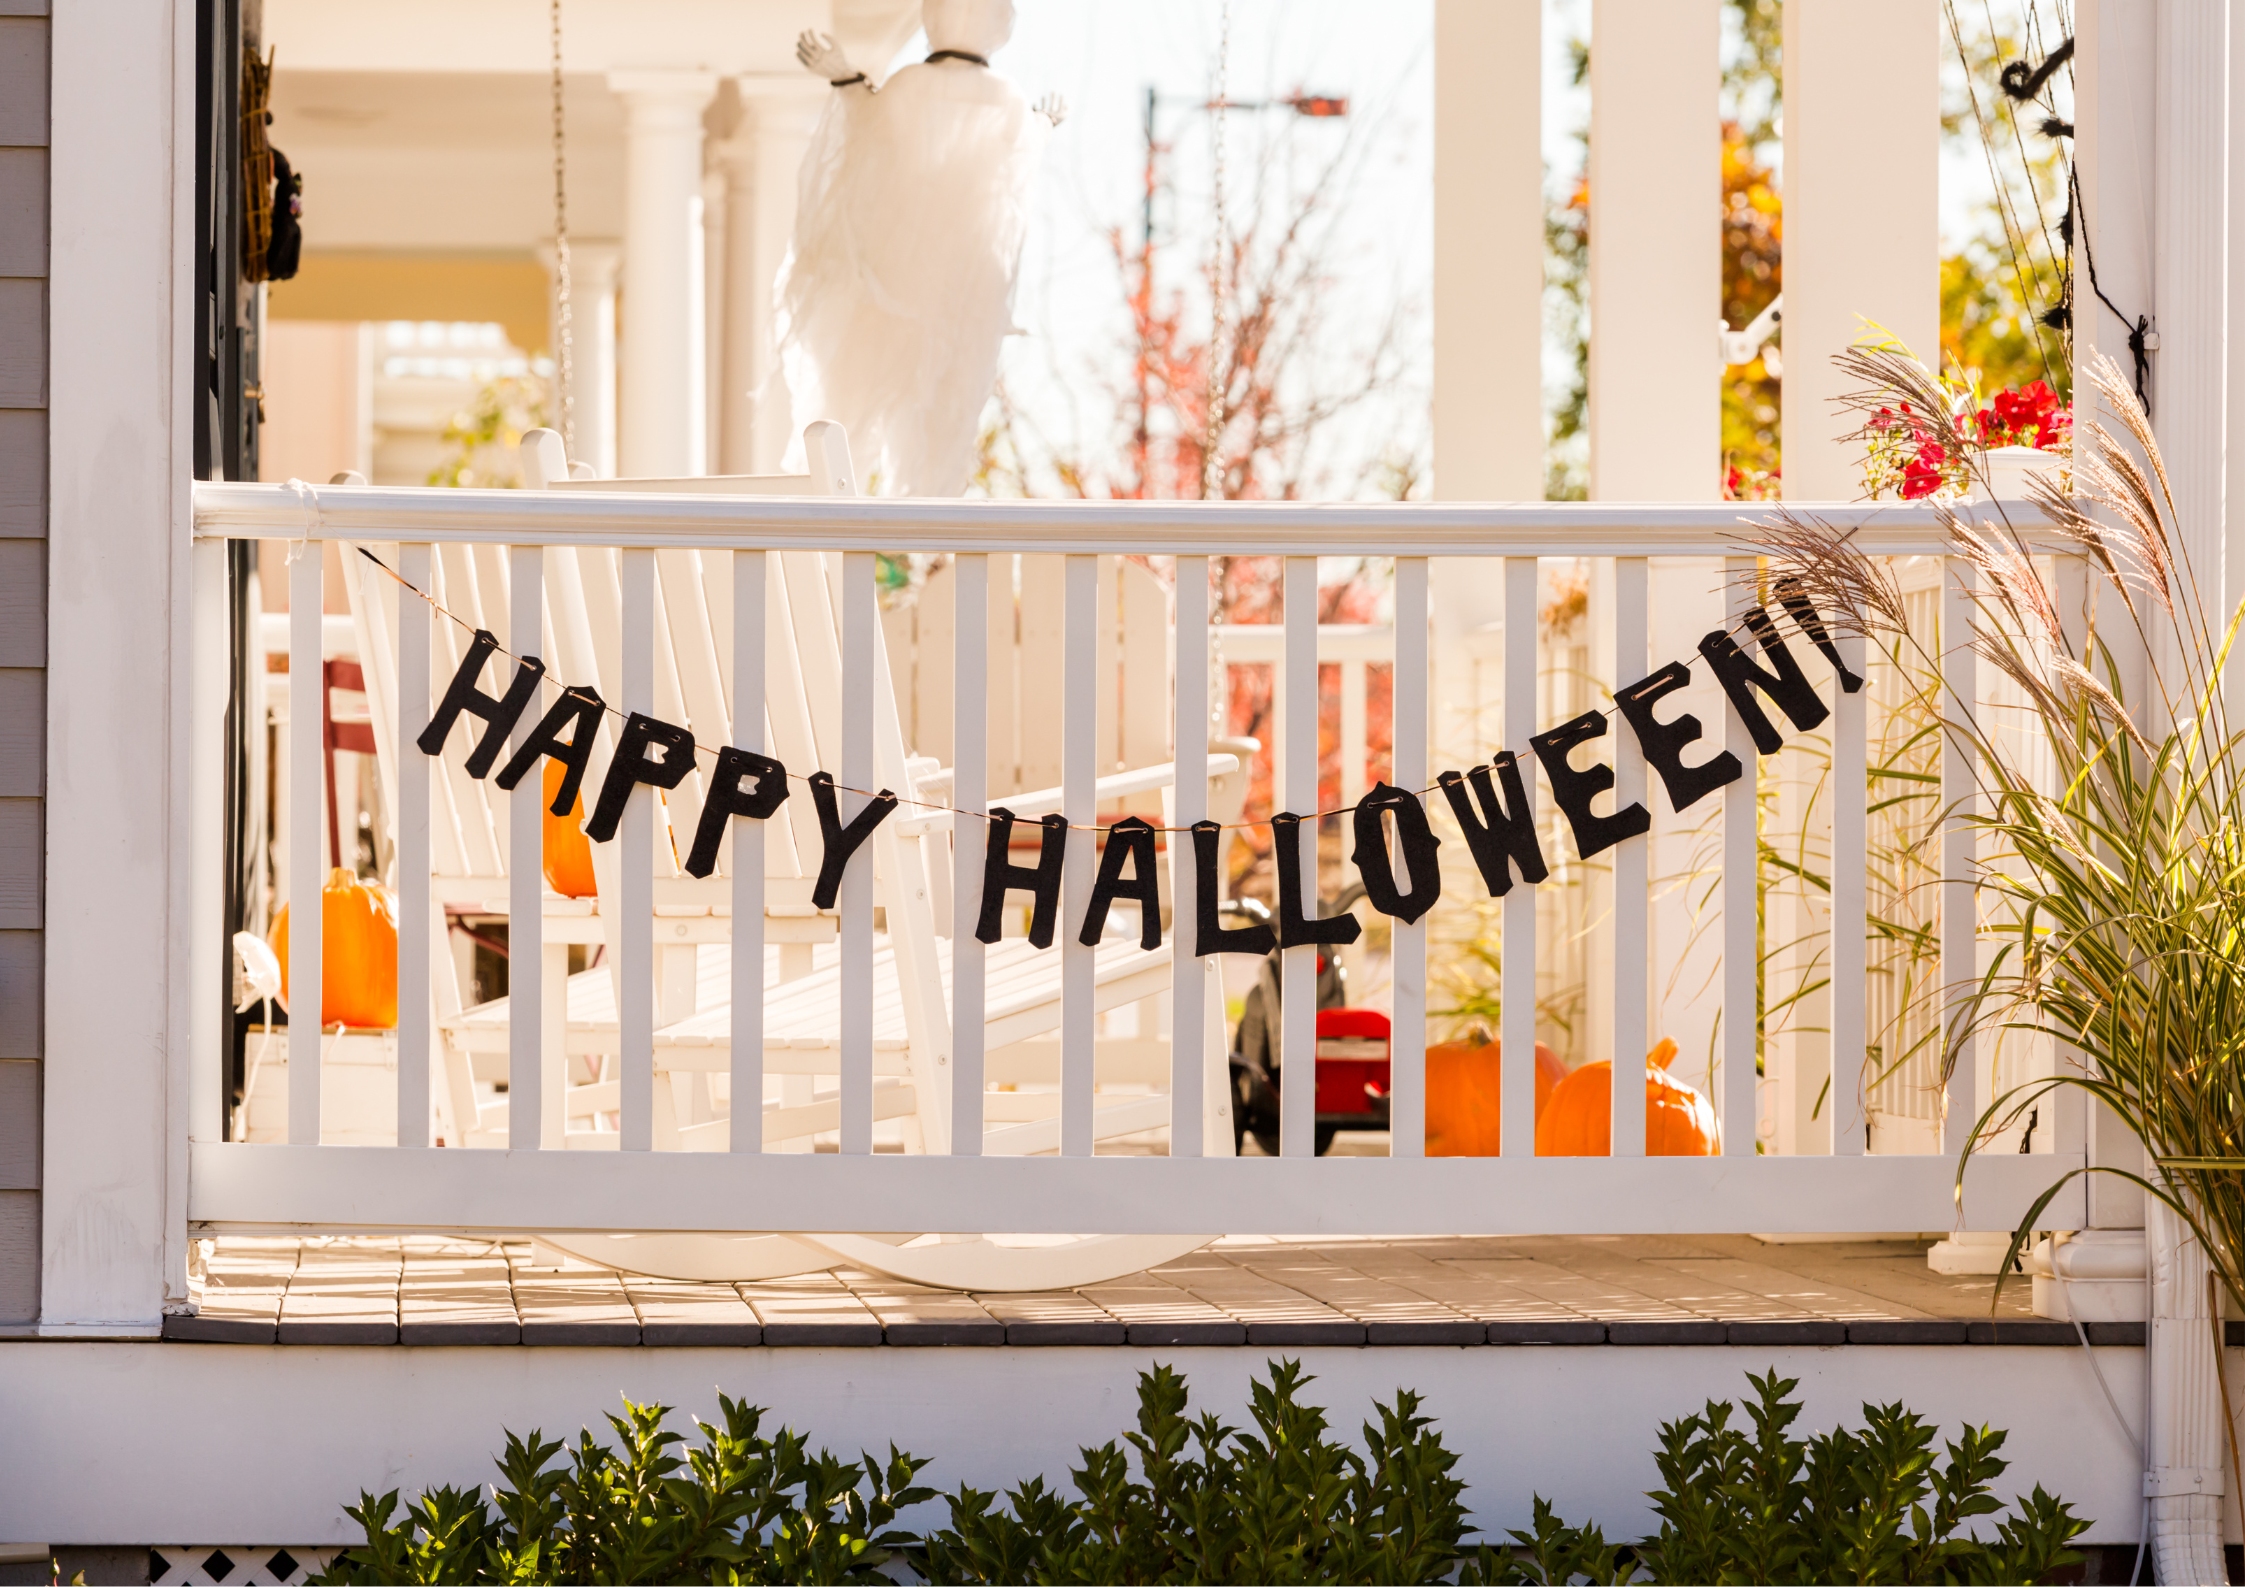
[0,0,46,1326]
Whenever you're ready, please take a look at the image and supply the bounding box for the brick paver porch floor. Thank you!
[167,1234,2137,1349]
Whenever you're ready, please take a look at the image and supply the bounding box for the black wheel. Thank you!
[1314,1123,1338,1157]
[1248,1119,1282,1157]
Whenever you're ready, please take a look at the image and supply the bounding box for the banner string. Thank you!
[353,543,1813,837]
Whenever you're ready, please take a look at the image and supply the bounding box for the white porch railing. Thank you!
[185,480,2085,1239]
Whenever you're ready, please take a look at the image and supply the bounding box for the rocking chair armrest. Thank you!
[968,753,1240,820]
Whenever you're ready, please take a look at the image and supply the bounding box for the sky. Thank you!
[877,0,2055,502]
[951,0,1436,499]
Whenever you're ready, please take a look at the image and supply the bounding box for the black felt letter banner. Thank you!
[681,745,792,879]
[1698,607,1831,755]
[1774,577,1866,694]
[1272,812,1361,949]
[1613,662,1741,813]
[417,628,547,777]
[1190,820,1276,957]
[974,806,1069,947]
[808,771,899,910]
[1349,783,1442,923]
[1078,816,1162,950]
[493,686,608,812]
[584,711,696,842]
[1436,753,1548,897]
[1530,711,1651,860]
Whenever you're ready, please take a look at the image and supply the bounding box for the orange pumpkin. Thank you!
[1533,1038,1720,1157]
[270,867,400,1030]
[1424,1037,1567,1156]
[543,758,598,899]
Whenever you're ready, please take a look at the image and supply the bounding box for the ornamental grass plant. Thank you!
[1760,348,2245,1299]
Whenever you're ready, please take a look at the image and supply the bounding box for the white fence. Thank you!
[184,480,2085,1239]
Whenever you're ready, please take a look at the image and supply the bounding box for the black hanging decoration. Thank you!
[493,686,608,812]
[584,712,697,842]
[681,745,792,880]
[807,771,900,910]
[1772,578,1865,693]
[1190,820,1276,957]
[1998,35,2073,103]
[1697,607,1831,756]
[974,806,1069,948]
[1271,812,1362,949]
[1078,816,1163,950]
[417,629,547,777]
[1613,663,1742,814]
[1436,753,1548,897]
[1529,711,1651,861]
[1349,783,1443,924]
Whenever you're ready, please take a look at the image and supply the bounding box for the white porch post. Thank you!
[1587,0,1721,1087]
[2147,3,2227,1577]
[540,239,619,479]
[716,77,826,475]
[1780,2,1940,498]
[41,0,193,1332]
[1429,0,1541,1001]
[609,71,718,479]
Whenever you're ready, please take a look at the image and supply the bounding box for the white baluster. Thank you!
[952,553,988,1154]
[1062,554,1097,1157]
[1170,555,1210,1157]
[1612,556,1649,1156]
[1389,558,1429,1158]
[397,544,431,1149]
[1281,556,1319,1157]
[288,545,325,1145]
[1721,558,1757,1155]
[1831,621,1868,1155]
[1501,557,1538,1159]
[1941,557,1978,1155]
[508,545,544,1149]
[620,547,656,1151]
[733,548,766,1152]
[840,550,875,1154]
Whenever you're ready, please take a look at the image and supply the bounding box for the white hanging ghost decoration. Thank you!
[780,0,1062,497]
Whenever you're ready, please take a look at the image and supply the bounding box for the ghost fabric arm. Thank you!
[796,29,867,87]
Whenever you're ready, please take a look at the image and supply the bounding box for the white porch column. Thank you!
[1588,0,1720,501]
[1781,1,1940,500]
[1587,0,1722,1085]
[716,76,827,475]
[608,71,718,478]
[1428,0,1542,1008]
[539,239,619,479]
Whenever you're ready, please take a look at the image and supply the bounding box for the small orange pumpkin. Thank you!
[1424,1036,1567,1156]
[543,758,598,899]
[270,867,400,1030]
[1533,1038,1720,1157]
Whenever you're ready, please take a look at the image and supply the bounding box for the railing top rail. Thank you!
[192,479,2062,558]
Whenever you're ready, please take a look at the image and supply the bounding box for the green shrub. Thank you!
[915,1359,1469,1583]
[311,1395,930,1584]
[1460,1369,2087,1585]
[314,1363,2087,1585]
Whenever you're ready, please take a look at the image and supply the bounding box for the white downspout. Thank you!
[2148,1192,2227,1583]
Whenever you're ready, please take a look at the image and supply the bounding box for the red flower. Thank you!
[1901,438,1950,500]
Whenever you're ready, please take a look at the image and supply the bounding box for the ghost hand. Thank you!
[1036,93,1070,127]
[797,30,860,84]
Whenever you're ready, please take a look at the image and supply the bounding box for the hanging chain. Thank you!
[1201,0,1230,500]
[550,0,575,455]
